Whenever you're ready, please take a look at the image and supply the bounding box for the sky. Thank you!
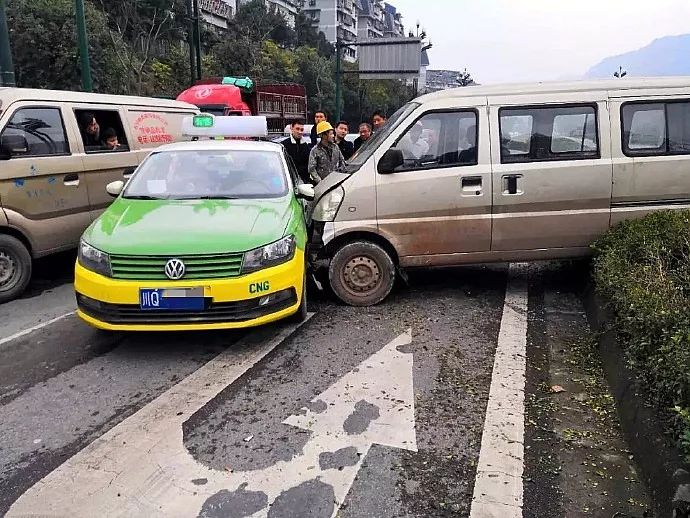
[388,0,690,84]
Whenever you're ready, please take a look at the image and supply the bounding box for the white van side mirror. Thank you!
[106,180,125,197]
[296,183,315,200]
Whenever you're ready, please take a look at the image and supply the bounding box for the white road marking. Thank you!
[8,323,417,518]
[0,311,75,347]
[470,263,528,518]
[0,283,76,343]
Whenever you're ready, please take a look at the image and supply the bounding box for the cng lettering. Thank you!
[249,281,270,294]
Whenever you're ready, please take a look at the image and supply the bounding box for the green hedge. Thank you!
[592,210,690,453]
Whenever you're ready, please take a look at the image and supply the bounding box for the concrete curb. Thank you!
[582,284,690,518]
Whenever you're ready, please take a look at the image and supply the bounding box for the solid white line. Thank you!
[470,263,528,518]
[7,315,313,518]
[0,311,75,346]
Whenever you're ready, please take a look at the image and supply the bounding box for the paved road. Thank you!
[0,257,651,517]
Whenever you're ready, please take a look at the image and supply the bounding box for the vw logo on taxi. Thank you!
[164,259,186,280]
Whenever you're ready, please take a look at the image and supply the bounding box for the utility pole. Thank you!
[335,42,343,122]
[186,0,197,84]
[193,0,202,81]
[0,0,16,87]
[75,0,93,92]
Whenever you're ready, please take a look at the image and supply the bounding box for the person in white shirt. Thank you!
[398,122,429,161]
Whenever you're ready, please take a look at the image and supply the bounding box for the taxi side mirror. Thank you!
[106,180,124,197]
[296,183,314,200]
[377,148,404,174]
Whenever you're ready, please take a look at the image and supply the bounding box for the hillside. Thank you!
[586,33,690,78]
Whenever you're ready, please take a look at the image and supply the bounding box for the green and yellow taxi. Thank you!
[74,115,314,331]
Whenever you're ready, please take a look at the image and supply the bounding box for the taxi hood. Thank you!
[83,197,294,256]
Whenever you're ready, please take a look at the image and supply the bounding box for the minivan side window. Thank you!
[74,109,130,153]
[390,110,478,172]
[622,101,690,155]
[499,105,599,163]
[0,107,70,158]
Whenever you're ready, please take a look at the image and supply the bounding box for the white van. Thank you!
[0,88,198,302]
[309,77,690,306]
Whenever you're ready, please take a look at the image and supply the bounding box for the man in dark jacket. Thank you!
[309,110,328,147]
[353,122,372,153]
[281,120,311,184]
[335,121,354,160]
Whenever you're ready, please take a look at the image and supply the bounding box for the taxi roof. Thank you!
[150,139,285,154]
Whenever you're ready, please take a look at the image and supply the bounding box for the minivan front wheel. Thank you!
[329,241,395,307]
[0,235,32,304]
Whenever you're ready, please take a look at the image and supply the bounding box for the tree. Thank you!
[294,46,335,116]
[252,40,298,83]
[6,0,128,93]
[97,0,186,94]
[214,0,290,77]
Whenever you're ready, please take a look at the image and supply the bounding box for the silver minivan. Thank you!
[310,77,690,306]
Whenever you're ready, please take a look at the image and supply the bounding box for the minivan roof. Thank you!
[416,76,690,103]
[0,87,197,110]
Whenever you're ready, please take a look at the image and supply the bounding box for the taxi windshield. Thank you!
[123,150,288,200]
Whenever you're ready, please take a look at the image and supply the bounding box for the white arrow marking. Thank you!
[8,326,416,518]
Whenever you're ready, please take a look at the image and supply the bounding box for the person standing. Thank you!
[353,122,372,153]
[335,121,354,160]
[281,119,311,184]
[309,110,328,147]
[308,121,345,184]
[372,110,387,132]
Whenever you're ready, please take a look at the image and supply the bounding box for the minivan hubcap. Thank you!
[0,251,16,288]
[342,256,380,293]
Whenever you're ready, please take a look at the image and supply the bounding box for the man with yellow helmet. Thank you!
[307,120,346,185]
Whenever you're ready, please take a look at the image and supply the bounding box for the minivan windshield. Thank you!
[347,102,420,172]
[123,150,288,200]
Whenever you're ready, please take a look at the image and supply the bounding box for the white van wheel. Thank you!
[0,235,32,304]
[328,241,395,307]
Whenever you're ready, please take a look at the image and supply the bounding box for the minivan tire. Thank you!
[329,241,395,307]
[0,235,32,304]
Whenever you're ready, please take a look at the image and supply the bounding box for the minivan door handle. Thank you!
[502,174,523,195]
[63,173,80,187]
[123,166,136,179]
[461,175,483,196]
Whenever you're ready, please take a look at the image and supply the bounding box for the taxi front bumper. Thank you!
[74,251,305,331]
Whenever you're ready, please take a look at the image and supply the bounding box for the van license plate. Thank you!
[139,288,205,311]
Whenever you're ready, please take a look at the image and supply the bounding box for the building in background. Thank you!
[301,0,359,61]
[237,0,300,27]
[357,0,385,40]
[200,0,236,30]
[382,3,404,38]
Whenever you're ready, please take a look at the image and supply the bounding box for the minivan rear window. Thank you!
[499,104,599,163]
[622,101,690,156]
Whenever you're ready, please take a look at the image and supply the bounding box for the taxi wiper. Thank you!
[174,195,240,200]
[124,195,166,200]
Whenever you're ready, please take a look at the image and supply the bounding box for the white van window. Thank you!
[0,107,70,157]
[391,111,478,171]
[551,113,597,153]
[622,101,690,156]
[500,105,599,163]
[622,104,666,153]
[75,109,129,153]
[500,115,532,156]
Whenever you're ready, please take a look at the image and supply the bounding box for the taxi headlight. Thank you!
[78,240,112,277]
[312,186,344,222]
[242,235,296,274]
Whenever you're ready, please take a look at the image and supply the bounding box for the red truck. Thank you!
[177,77,307,136]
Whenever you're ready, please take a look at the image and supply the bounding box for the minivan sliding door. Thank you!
[489,96,613,252]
